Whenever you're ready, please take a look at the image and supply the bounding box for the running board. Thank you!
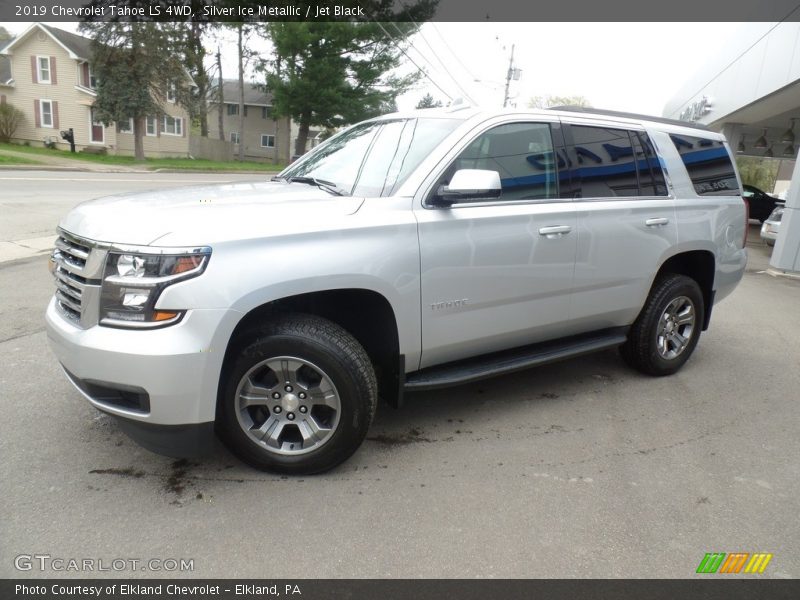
[404,328,628,392]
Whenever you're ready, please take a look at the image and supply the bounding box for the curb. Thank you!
[0,165,280,175]
[0,165,86,172]
[765,267,800,281]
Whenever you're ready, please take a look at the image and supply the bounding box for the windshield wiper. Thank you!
[286,176,347,196]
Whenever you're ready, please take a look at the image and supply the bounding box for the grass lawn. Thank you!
[0,142,285,172]
[0,152,41,165]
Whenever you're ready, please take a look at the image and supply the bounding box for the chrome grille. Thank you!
[54,235,89,269]
[51,230,106,328]
[53,266,85,321]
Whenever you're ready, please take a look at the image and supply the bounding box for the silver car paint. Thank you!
[46,108,747,428]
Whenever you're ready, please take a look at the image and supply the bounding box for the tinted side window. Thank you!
[670,134,740,196]
[633,132,668,196]
[452,122,558,200]
[569,126,639,197]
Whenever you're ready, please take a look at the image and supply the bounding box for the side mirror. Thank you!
[432,169,502,206]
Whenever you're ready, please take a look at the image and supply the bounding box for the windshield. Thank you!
[279,117,463,196]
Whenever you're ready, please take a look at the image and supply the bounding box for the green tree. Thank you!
[79,21,190,160]
[0,26,13,44]
[261,4,436,156]
[0,102,24,142]
[167,21,215,138]
[416,93,443,109]
[736,156,779,192]
[528,95,592,109]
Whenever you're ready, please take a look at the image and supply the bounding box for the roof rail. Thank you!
[549,105,711,132]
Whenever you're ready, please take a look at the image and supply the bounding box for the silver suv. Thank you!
[46,106,747,474]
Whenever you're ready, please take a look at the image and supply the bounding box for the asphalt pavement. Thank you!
[0,174,798,579]
[0,170,267,263]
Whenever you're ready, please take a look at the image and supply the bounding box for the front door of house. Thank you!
[90,108,104,144]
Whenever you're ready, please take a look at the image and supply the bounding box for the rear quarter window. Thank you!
[670,134,741,196]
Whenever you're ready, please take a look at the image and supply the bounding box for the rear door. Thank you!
[415,117,578,368]
[562,121,677,331]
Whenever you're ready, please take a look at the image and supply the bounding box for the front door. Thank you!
[416,120,578,368]
[90,108,104,144]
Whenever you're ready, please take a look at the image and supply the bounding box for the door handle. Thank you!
[645,217,669,227]
[538,225,572,236]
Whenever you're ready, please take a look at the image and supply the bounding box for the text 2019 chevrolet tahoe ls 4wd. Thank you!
[46,106,747,474]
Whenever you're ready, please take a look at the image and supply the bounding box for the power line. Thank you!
[389,21,476,104]
[372,21,455,102]
[429,23,479,83]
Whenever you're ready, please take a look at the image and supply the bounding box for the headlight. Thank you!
[100,248,211,328]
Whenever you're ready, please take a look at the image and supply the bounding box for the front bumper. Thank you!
[760,221,779,243]
[46,297,240,434]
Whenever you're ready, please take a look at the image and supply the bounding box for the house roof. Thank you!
[40,24,92,60]
[217,80,273,107]
[1,23,92,61]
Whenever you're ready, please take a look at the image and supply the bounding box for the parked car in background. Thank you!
[760,203,785,246]
[743,184,781,223]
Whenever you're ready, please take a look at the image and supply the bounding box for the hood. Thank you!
[58,181,365,247]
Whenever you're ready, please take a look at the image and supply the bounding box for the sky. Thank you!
[2,21,743,116]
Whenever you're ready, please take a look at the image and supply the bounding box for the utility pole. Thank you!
[503,44,515,108]
[216,47,225,142]
[502,44,522,108]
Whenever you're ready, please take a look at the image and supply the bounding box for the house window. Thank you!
[146,116,157,136]
[230,132,240,144]
[40,100,53,127]
[167,83,176,103]
[226,104,239,116]
[118,118,133,133]
[37,56,51,84]
[262,106,273,119]
[163,116,182,136]
[88,65,97,89]
[260,134,275,148]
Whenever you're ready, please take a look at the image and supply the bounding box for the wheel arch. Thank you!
[653,249,716,330]
[219,288,403,415]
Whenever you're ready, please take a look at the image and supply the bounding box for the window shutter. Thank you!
[34,100,41,128]
[31,56,38,83]
[52,101,60,130]
[0,95,6,105]
[50,57,58,85]
[182,118,186,137]
[82,64,90,88]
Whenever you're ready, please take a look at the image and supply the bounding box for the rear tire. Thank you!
[621,274,704,376]
[218,314,377,474]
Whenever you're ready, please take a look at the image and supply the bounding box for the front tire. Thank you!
[621,274,704,376]
[218,314,377,474]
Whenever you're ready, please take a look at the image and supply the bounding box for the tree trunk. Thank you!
[133,116,145,161]
[216,47,225,142]
[237,25,245,162]
[191,22,209,138]
[199,96,209,138]
[286,116,292,164]
[295,113,310,157]
[273,118,280,165]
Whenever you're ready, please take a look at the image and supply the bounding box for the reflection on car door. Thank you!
[416,120,578,368]
[564,122,677,331]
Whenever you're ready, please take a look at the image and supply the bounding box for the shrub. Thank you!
[0,102,24,143]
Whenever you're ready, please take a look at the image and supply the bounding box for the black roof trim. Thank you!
[549,105,711,132]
